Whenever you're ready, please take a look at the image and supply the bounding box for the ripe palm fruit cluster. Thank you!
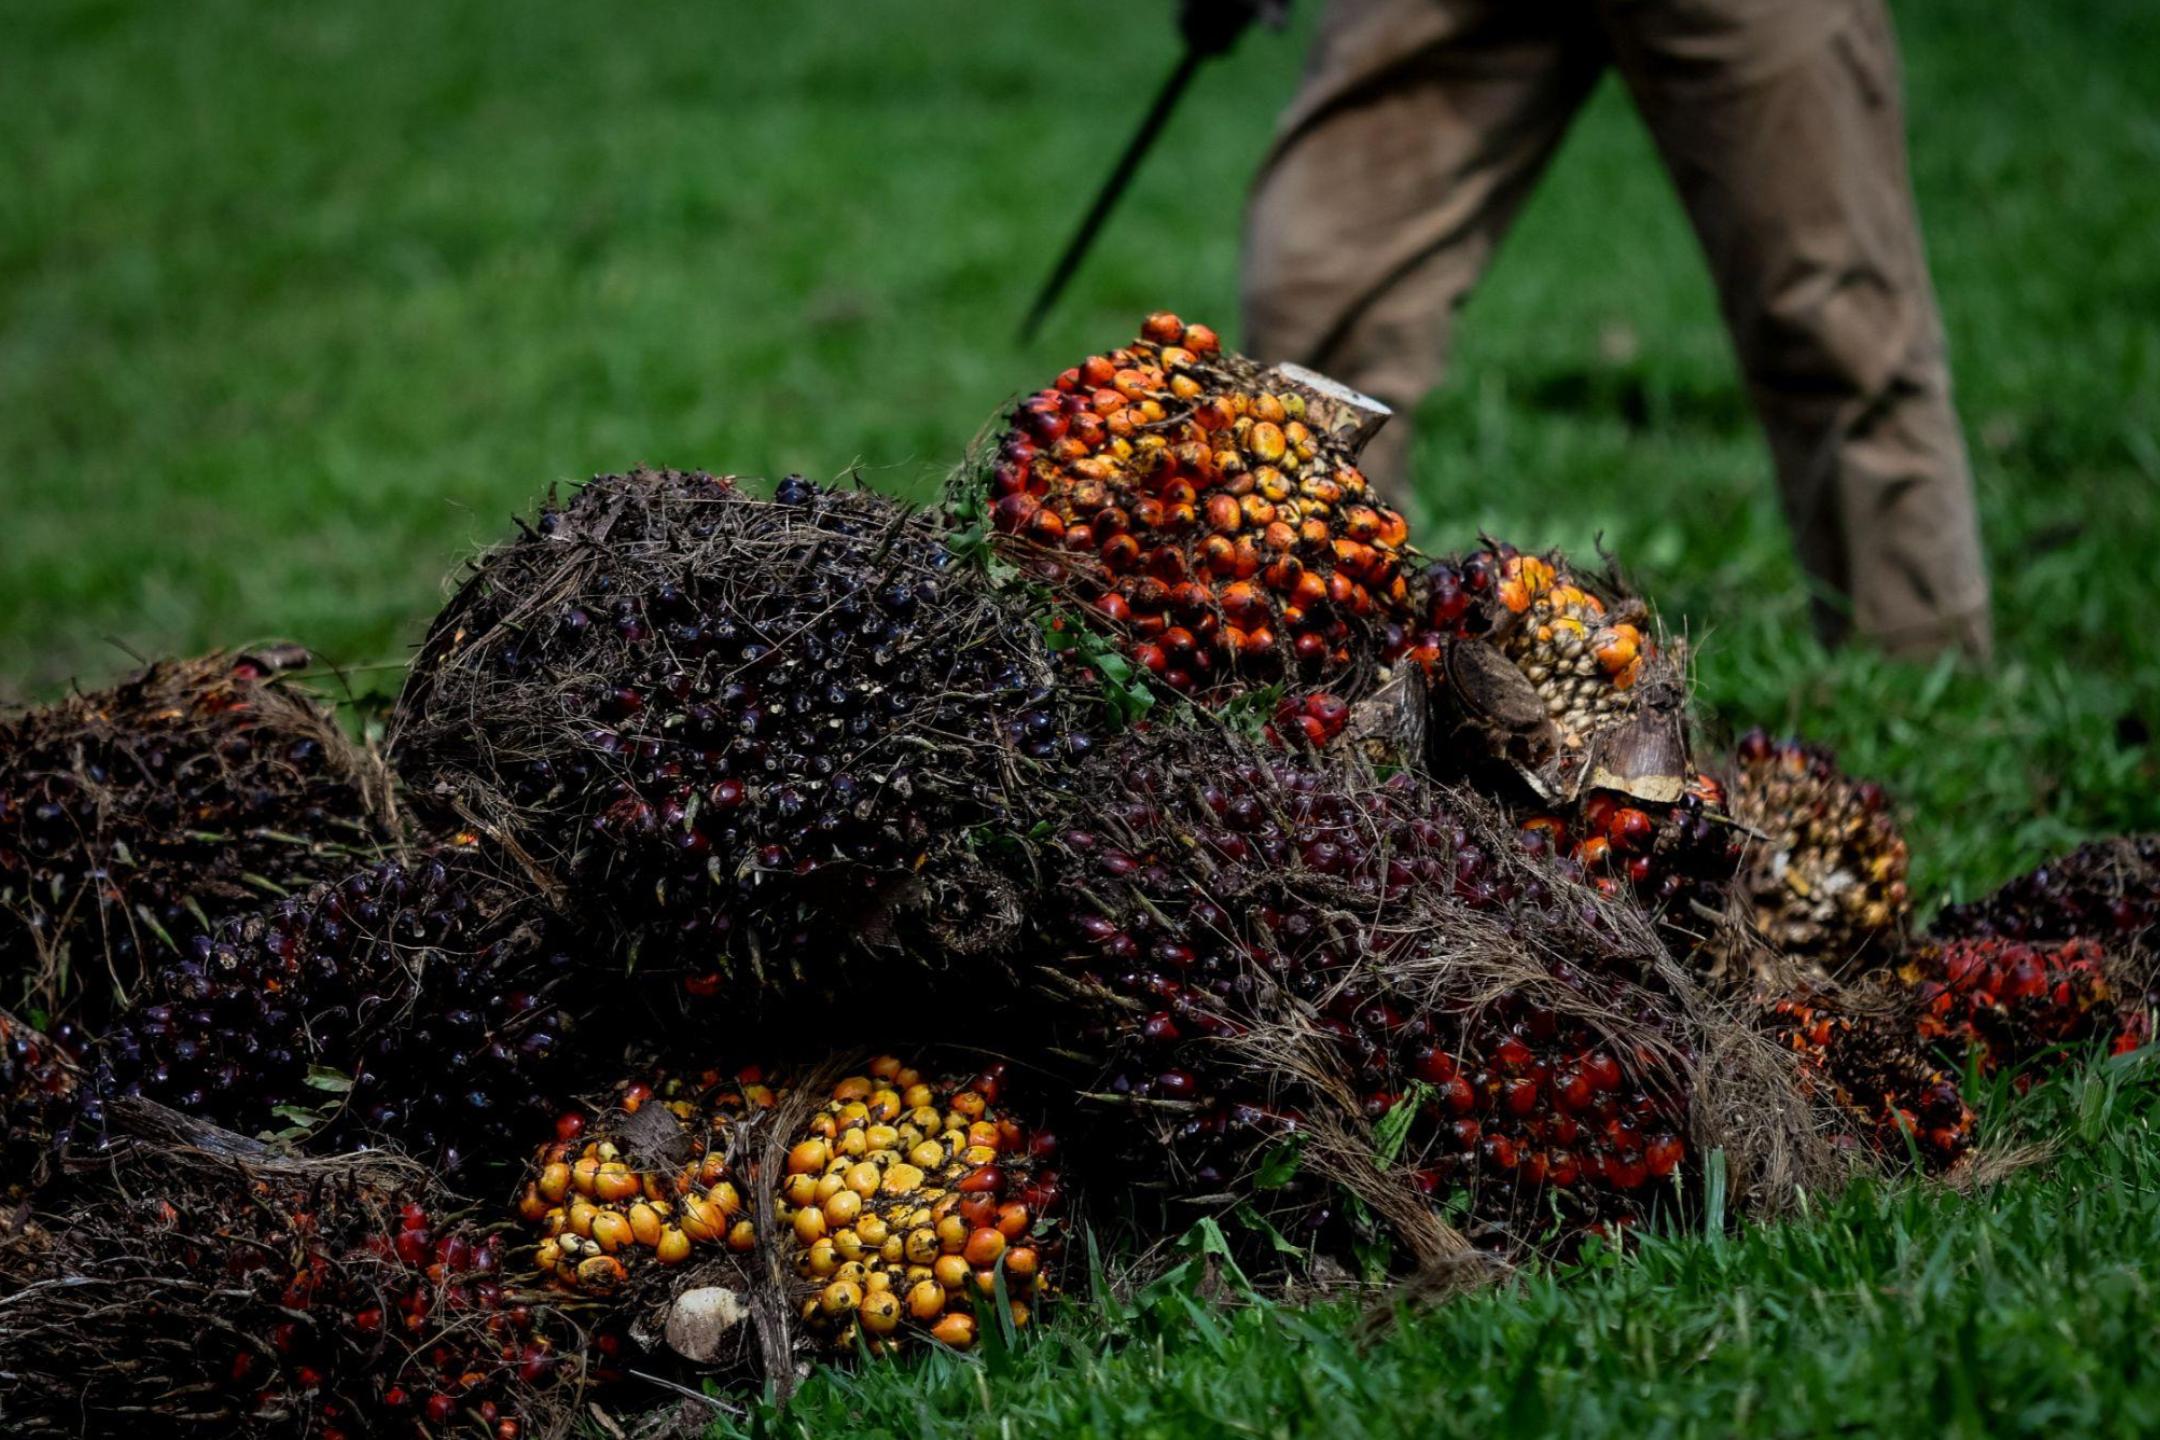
[1014,731,1703,1251]
[1897,937,2145,1082]
[391,469,1089,1008]
[981,312,1418,707]
[0,650,390,1033]
[1476,548,1652,742]
[1,1007,79,1200]
[0,1107,589,1439]
[1727,732,1911,976]
[1413,542,1686,792]
[779,1058,1059,1353]
[1759,993,1973,1169]
[84,847,577,1174]
[1931,836,2160,954]
[515,1057,1061,1357]
[522,1069,778,1295]
[1411,543,1737,956]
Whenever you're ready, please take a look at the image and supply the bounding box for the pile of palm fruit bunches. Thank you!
[1,313,2152,1436]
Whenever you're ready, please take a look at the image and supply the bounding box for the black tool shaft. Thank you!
[1019,48,1204,344]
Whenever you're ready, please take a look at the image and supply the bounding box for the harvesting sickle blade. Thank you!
[1018,49,1205,344]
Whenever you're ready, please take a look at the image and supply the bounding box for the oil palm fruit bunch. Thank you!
[1417,543,1734,958]
[974,312,1418,716]
[1930,836,2160,954]
[1896,937,2145,1084]
[0,1006,80,1201]
[83,846,579,1175]
[1006,727,1722,1257]
[519,1066,778,1295]
[778,1058,1060,1354]
[391,469,1093,1009]
[517,1056,1061,1358]
[1725,731,1911,978]
[1414,542,1689,803]
[0,649,392,1034]
[0,1103,593,1439]
[1759,992,1973,1169]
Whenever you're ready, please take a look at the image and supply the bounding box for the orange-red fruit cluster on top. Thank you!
[1900,936,2147,1084]
[989,313,1418,699]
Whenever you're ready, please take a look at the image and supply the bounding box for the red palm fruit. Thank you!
[0,1109,594,1437]
[1,650,394,1035]
[972,315,1425,722]
[1760,992,1973,1169]
[1518,778,1742,960]
[1725,732,1912,977]
[1897,936,2139,1083]
[1021,733,1703,1256]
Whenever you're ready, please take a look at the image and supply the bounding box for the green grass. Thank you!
[722,1055,2160,1440]
[4,1,2159,1435]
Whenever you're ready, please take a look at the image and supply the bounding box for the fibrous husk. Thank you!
[0,648,396,1035]
[0,1098,602,1438]
[972,720,1846,1269]
[0,1005,81,1201]
[388,470,1102,1022]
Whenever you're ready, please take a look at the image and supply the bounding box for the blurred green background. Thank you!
[3,0,2156,906]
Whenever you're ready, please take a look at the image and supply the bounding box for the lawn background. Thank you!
[4,2,2158,1434]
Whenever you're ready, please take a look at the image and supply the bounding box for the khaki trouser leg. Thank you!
[1600,0,1993,659]
[1241,0,1607,510]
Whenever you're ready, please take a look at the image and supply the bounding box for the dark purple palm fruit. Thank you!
[388,470,1099,1013]
[83,846,581,1177]
[1006,729,1710,1259]
[0,1006,81,1201]
[1,648,393,1035]
[1931,836,2160,953]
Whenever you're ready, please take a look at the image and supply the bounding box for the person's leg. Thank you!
[1599,0,1991,660]
[1241,0,1608,506]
